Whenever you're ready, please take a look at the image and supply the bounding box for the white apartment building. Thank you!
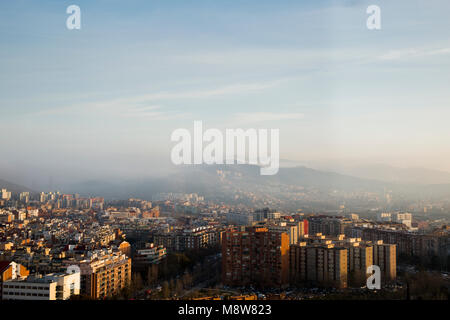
[377,212,392,222]
[1,189,11,201]
[134,243,167,265]
[376,212,413,229]
[2,272,80,300]
[394,213,412,228]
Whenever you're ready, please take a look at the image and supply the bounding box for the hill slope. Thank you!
[0,178,34,193]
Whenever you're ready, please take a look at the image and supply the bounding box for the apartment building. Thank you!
[153,226,221,252]
[290,242,348,288]
[345,241,373,284]
[133,243,167,271]
[73,250,131,299]
[0,261,30,299]
[153,233,176,251]
[290,234,396,288]
[1,272,80,300]
[373,240,396,281]
[267,223,298,245]
[226,212,254,226]
[1,189,11,201]
[222,227,290,288]
[177,227,221,251]
[348,225,442,258]
[307,216,352,237]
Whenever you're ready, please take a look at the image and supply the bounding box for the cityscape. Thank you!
[1,0,450,313]
[0,180,449,301]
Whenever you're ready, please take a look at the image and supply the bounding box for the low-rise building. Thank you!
[133,243,167,271]
[2,272,80,300]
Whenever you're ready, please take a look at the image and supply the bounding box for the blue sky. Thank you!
[1,0,450,186]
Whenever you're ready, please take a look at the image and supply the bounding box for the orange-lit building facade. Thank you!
[0,261,30,299]
[222,227,289,288]
[75,251,131,299]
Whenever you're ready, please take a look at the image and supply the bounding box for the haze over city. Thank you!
[1,0,450,190]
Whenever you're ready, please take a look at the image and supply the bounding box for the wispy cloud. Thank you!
[136,81,281,100]
[230,112,305,126]
[379,47,450,61]
[29,81,281,119]
[32,101,171,119]
[171,49,357,67]
[117,105,167,118]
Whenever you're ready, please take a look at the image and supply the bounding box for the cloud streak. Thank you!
[379,47,450,61]
[230,112,305,126]
[29,81,281,119]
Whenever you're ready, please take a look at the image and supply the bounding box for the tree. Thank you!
[176,278,184,296]
[147,264,158,286]
[183,272,193,289]
[429,255,440,270]
[132,272,144,291]
[161,281,170,299]
[169,279,176,294]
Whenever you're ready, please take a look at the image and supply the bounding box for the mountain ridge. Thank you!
[0,178,34,193]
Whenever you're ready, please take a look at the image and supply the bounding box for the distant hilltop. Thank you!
[0,178,34,194]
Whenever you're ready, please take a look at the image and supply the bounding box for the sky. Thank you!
[1,0,450,188]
